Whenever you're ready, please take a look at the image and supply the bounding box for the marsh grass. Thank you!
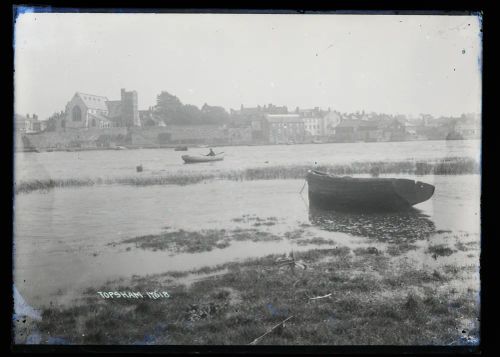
[120,229,230,253]
[116,227,283,253]
[15,157,479,194]
[353,247,382,256]
[296,237,336,246]
[427,244,457,258]
[386,242,419,256]
[455,240,478,252]
[30,244,479,345]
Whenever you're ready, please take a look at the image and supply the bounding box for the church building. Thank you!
[64,88,140,129]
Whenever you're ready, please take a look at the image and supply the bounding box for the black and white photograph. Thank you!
[12,9,482,347]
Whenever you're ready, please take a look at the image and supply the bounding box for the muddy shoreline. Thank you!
[15,239,480,345]
[14,216,480,345]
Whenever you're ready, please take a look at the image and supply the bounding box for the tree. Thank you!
[154,91,184,123]
[181,104,202,125]
[46,111,65,132]
[154,91,231,125]
[201,103,230,125]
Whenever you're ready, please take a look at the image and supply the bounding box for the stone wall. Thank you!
[19,127,128,150]
[129,126,253,146]
[16,125,255,151]
[129,127,171,147]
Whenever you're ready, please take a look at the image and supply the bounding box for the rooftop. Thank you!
[75,92,109,111]
[266,114,303,123]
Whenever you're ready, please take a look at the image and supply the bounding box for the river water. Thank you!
[13,140,481,309]
[15,140,480,182]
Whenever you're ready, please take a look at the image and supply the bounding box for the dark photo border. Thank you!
[3,0,493,354]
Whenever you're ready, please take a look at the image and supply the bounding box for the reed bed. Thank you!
[14,157,480,194]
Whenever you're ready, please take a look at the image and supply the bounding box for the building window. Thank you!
[72,106,82,121]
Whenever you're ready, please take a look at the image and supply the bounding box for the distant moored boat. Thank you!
[306,170,435,212]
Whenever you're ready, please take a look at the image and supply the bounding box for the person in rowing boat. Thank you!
[207,148,216,156]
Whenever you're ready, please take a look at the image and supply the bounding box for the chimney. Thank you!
[26,114,30,119]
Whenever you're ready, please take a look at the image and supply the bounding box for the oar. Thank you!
[204,151,224,156]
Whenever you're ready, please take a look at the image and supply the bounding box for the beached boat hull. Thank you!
[181,154,224,164]
[306,170,435,212]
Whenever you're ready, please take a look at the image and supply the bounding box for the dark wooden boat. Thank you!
[182,153,224,164]
[174,146,188,151]
[306,170,435,212]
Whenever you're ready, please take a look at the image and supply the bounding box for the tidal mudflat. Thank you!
[13,174,480,345]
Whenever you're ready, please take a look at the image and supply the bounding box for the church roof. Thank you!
[75,92,109,111]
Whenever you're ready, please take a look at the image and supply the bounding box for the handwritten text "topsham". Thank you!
[97,291,170,299]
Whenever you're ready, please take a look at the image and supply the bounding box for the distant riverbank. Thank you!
[16,137,479,154]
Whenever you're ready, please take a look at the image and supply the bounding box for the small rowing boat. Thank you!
[181,153,224,164]
[306,170,435,212]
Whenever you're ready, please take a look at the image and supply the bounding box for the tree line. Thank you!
[153,91,230,125]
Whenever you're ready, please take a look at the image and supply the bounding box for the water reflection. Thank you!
[308,206,436,243]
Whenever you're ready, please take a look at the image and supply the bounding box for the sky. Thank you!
[14,12,482,120]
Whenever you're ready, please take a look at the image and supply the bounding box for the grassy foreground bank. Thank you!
[15,157,480,194]
[20,242,479,345]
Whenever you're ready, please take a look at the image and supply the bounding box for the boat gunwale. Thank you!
[181,154,224,163]
[306,169,418,185]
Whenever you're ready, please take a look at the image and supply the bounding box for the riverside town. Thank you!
[15,88,480,152]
